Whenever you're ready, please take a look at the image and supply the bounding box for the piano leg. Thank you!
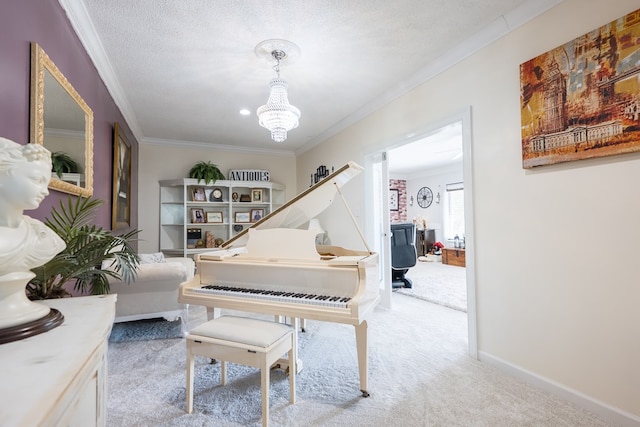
[206,306,221,320]
[354,320,370,397]
[291,318,303,373]
[277,316,307,333]
[273,318,304,374]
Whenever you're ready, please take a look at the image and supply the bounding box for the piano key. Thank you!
[196,284,351,308]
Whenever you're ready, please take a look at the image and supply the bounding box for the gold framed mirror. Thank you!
[30,42,94,197]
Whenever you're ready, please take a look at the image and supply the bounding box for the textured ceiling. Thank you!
[59,0,560,167]
[388,122,463,176]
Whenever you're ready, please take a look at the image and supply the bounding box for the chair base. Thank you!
[392,278,413,289]
[392,269,413,288]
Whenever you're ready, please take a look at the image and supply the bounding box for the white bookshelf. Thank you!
[159,178,284,257]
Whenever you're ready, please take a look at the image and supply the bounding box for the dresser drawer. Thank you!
[442,248,466,267]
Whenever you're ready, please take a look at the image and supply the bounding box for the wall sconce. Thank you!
[436,186,441,204]
[409,196,414,206]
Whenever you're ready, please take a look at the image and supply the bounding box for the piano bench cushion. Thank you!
[189,316,292,348]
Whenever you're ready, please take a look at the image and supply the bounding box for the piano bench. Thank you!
[185,315,296,427]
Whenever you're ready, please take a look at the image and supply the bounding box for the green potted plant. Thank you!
[51,151,80,179]
[27,196,140,299]
[188,161,225,185]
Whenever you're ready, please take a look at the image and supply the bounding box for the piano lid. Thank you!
[222,161,364,249]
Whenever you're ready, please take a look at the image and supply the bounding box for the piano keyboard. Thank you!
[192,285,353,308]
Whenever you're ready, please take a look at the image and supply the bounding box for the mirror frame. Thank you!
[30,42,94,197]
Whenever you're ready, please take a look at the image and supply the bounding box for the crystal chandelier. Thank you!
[255,40,301,143]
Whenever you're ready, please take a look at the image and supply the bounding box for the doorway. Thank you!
[389,121,466,310]
[365,107,478,359]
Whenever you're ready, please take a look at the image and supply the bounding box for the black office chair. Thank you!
[390,222,417,288]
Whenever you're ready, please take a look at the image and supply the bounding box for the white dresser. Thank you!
[0,295,116,427]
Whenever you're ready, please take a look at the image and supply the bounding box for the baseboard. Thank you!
[479,351,640,427]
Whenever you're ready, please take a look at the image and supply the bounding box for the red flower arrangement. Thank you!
[432,241,444,249]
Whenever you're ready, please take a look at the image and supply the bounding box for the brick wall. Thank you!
[390,179,407,223]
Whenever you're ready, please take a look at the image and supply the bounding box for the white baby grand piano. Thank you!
[179,161,380,397]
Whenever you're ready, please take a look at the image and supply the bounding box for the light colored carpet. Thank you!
[107,295,611,427]
[395,257,467,312]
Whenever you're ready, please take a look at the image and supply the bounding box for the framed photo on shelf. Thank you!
[251,188,263,202]
[206,211,223,223]
[234,212,250,223]
[250,208,265,222]
[190,208,205,223]
[192,187,206,201]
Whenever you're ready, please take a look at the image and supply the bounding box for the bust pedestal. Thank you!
[0,272,64,344]
[0,272,49,327]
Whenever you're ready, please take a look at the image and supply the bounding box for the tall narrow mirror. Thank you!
[30,42,94,197]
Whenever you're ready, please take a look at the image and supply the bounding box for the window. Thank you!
[445,182,464,240]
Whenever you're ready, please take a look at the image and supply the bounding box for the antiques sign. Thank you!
[520,7,640,168]
[228,169,270,181]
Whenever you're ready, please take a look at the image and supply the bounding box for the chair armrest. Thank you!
[164,257,195,279]
[132,262,190,282]
[102,257,195,283]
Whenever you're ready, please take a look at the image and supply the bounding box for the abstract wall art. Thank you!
[520,8,640,168]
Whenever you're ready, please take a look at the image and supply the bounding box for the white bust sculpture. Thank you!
[0,138,65,329]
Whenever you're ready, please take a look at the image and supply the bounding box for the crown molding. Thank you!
[141,137,295,157]
[57,0,144,143]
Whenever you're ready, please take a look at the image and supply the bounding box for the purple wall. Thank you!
[0,0,138,239]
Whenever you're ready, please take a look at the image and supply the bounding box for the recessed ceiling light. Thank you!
[239,109,251,116]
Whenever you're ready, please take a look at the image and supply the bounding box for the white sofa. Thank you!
[104,255,195,328]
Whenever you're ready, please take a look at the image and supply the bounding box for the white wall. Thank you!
[137,141,296,254]
[296,0,640,423]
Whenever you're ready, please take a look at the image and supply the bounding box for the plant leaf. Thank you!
[27,196,140,299]
[189,161,225,185]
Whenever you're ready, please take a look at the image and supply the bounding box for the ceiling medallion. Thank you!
[255,39,301,143]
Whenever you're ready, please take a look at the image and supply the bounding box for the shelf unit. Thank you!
[159,178,285,257]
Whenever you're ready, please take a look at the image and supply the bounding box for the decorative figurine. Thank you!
[205,231,216,248]
[0,138,65,343]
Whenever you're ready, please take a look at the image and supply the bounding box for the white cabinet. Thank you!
[159,179,285,257]
[0,295,116,427]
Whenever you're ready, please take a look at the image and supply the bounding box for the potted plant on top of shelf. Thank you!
[51,151,80,179]
[188,161,225,185]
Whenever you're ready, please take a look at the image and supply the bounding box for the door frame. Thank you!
[364,106,477,359]
[364,152,392,309]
